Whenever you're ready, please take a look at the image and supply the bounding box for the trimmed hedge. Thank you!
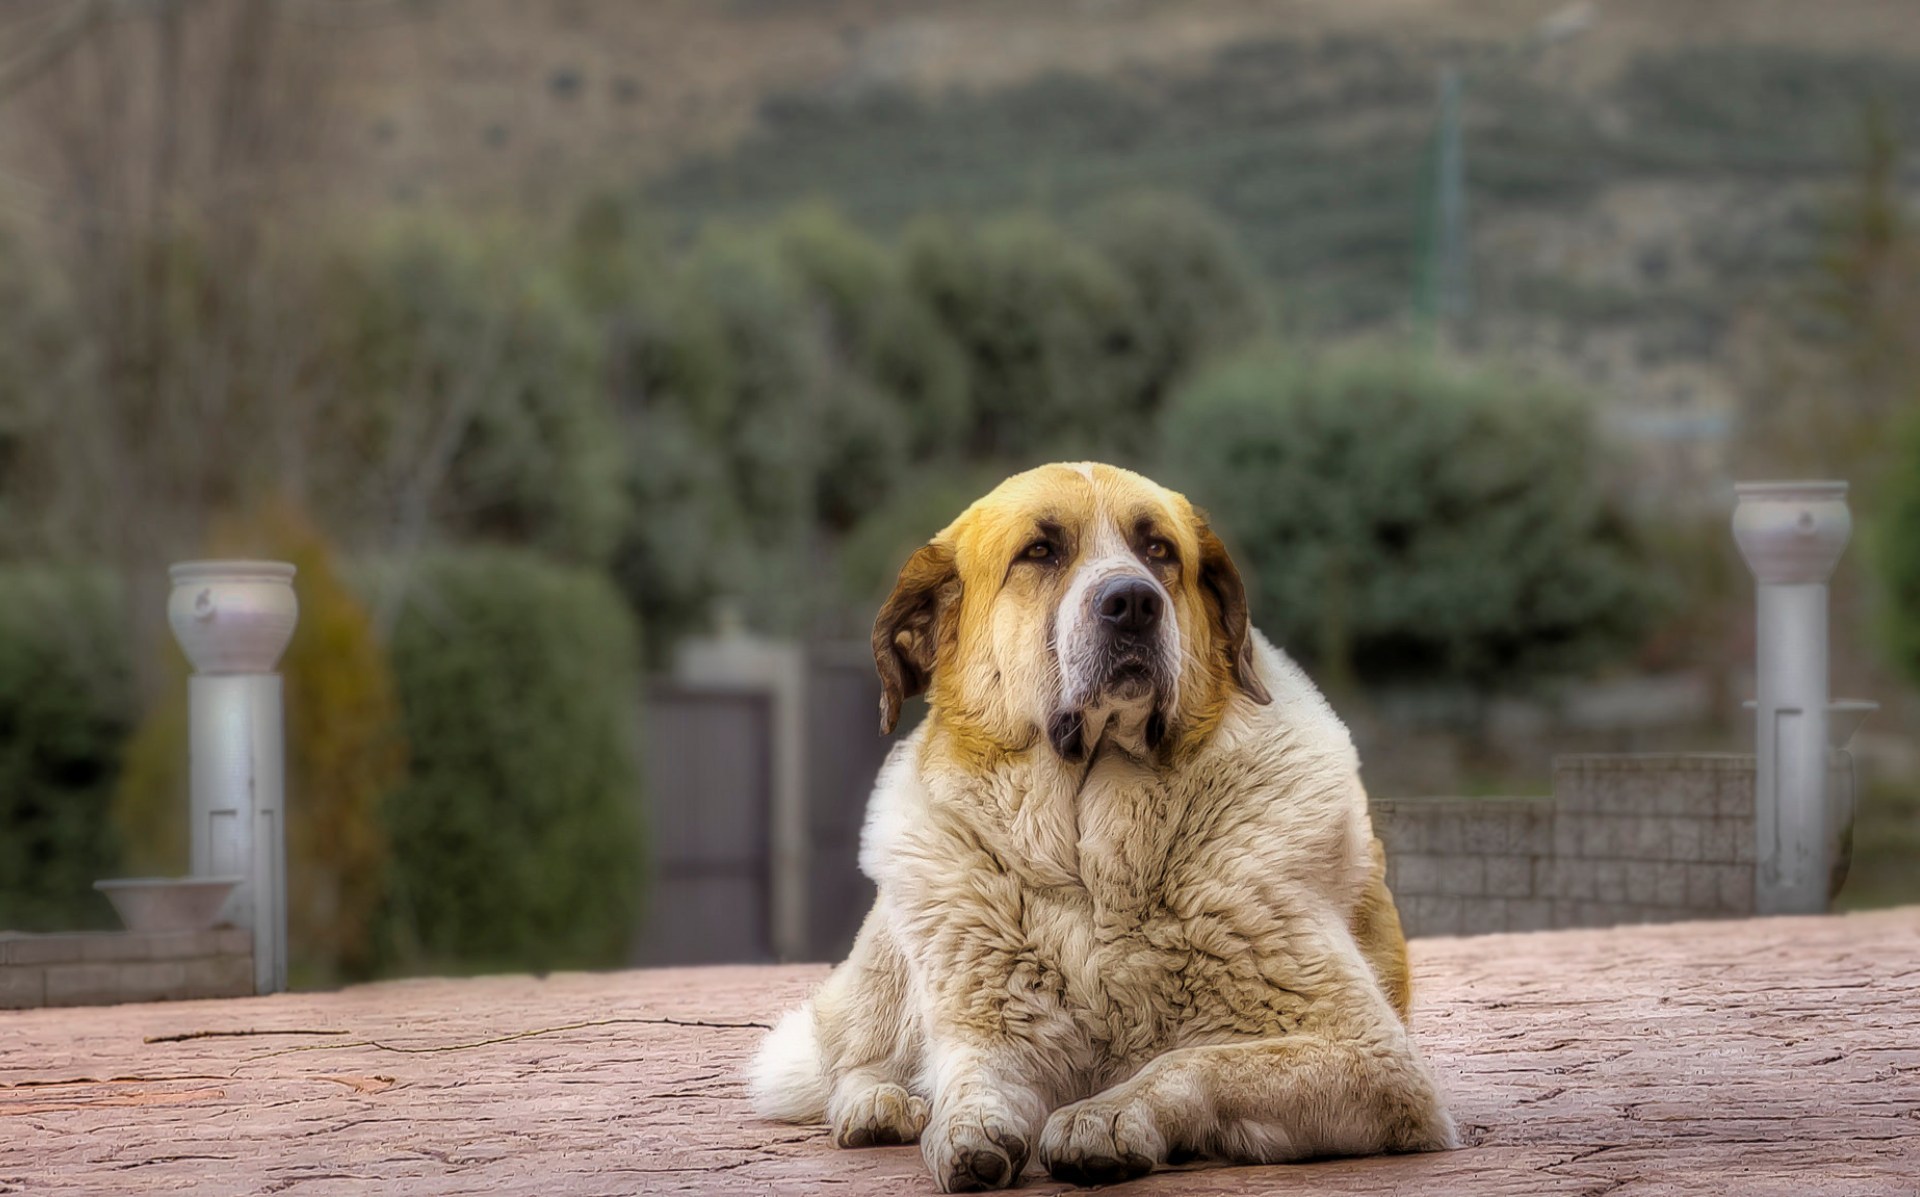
[1160,348,1661,691]
[1880,412,1920,688]
[0,568,131,931]
[376,549,644,973]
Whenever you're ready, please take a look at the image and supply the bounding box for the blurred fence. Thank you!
[630,639,1833,964]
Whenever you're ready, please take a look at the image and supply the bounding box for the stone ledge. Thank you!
[0,928,252,966]
[0,930,253,1009]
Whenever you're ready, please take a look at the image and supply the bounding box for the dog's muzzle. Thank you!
[1050,571,1180,760]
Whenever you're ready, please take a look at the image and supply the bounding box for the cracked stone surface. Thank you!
[3,909,1917,1195]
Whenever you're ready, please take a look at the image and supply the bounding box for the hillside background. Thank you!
[2,0,1918,973]
[6,0,1915,486]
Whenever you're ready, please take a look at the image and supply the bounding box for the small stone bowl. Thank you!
[93,877,243,933]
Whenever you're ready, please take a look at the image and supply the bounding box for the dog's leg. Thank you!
[1351,834,1414,1022]
[816,912,931,1147]
[910,921,1077,1190]
[920,1038,1052,1193]
[1038,1003,1453,1183]
[750,909,928,1146]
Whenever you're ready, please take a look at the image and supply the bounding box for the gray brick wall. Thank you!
[1375,754,1761,938]
[0,929,253,1009]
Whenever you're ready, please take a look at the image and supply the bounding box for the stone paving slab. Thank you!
[3,909,1917,1196]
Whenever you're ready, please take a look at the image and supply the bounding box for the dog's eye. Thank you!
[1022,539,1055,562]
[1144,539,1172,561]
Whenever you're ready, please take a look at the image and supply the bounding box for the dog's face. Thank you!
[873,462,1271,762]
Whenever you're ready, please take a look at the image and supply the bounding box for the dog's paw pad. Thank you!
[925,1107,1030,1192]
[1040,1097,1163,1186]
[833,1083,929,1148]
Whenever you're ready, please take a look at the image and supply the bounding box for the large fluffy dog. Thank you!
[750,463,1454,1190]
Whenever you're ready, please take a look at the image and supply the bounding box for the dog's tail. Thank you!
[747,1002,830,1123]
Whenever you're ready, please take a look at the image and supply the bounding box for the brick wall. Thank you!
[0,929,254,1009]
[1375,754,1758,937]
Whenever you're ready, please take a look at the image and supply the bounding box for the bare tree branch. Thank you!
[0,0,107,102]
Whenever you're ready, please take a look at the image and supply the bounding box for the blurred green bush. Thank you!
[1082,192,1265,396]
[324,220,626,566]
[904,213,1154,459]
[769,205,970,465]
[0,567,131,931]
[1879,413,1920,687]
[376,549,644,974]
[566,194,1257,643]
[1161,347,1662,692]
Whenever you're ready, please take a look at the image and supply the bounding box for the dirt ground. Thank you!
[4,908,1917,1195]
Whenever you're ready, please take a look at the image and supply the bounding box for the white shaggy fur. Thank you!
[749,1004,829,1123]
[747,464,1452,1192]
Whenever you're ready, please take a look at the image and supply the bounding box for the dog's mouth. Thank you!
[1104,660,1156,700]
[1098,634,1170,692]
[1048,648,1172,763]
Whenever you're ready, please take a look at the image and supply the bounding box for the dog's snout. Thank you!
[1095,577,1162,635]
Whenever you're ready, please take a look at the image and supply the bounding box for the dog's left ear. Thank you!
[872,540,960,735]
[1196,519,1272,705]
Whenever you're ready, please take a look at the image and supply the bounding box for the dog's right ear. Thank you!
[1196,517,1272,706]
[872,541,960,735]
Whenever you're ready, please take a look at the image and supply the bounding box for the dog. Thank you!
[749,462,1454,1190]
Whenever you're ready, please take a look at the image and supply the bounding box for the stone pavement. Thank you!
[3,909,1917,1196]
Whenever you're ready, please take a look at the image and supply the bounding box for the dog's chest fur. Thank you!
[886,731,1363,1098]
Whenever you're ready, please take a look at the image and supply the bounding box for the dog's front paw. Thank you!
[1039,1092,1166,1186]
[923,1100,1031,1192]
[832,1082,929,1148]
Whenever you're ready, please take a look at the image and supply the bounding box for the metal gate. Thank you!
[633,643,898,967]
[633,684,775,965]
[803,651,892,961]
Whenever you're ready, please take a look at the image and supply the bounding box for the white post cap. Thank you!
[1732,481,1852,586]
[168,560,299,675]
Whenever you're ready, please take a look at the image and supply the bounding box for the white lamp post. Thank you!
[167,560,298,994]
[1731,482,1851,916]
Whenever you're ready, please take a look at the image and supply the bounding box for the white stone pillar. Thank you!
[168,561,299,994]
[1731,482,1851,916]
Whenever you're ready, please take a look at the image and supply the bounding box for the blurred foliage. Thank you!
[564,194,1253,644]
[1744,104,1920,490]
[1083,192,1266,393]
[769,205,970,463]
[653,43,1920,329]
[1160,347,1663,691]
[1834,774,1920,912]
[837,461,1024,612]
[1802,108,1920,481]
[1880,413,1920,689]
[114,501,404,983]
[324,219,626,565]
[0,567,131,931]
[377,549,643,974]
[904,213,1155,459]
[113,679,189,881]
[0,234,81,554]
[565,200,749,651]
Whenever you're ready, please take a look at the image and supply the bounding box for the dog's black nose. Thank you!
[1095,577,1162,635]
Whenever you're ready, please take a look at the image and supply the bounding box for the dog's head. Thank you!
[873,462,1271,762]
